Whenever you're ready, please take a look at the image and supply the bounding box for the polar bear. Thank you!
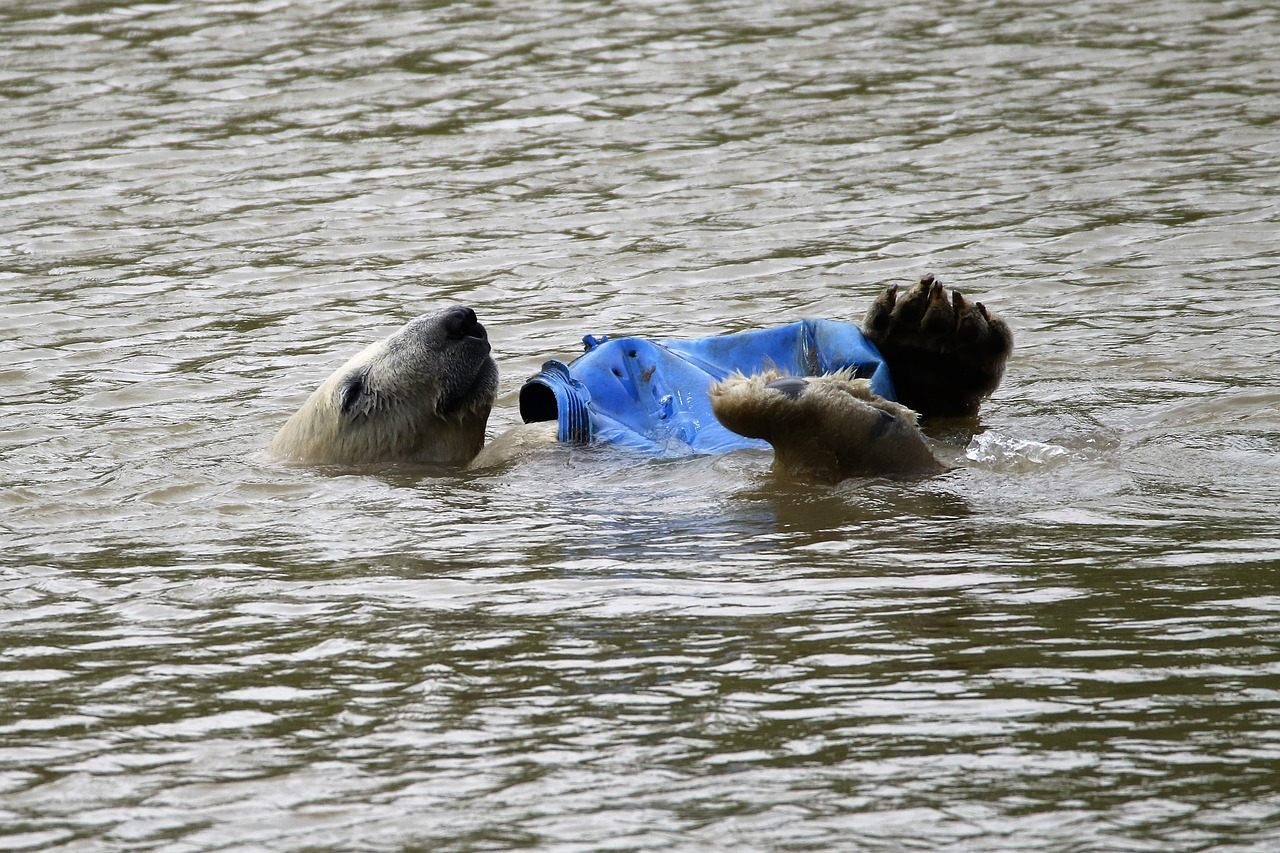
[267,305,498,466]
[267,276,1012,480]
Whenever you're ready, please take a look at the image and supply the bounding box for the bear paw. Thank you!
[861,274,1013,418]
[709,369,946,482]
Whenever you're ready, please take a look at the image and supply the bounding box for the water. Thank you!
[3,0,1280,849]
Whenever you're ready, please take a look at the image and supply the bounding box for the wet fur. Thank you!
[709,369,947,482]
[268,307,498,466]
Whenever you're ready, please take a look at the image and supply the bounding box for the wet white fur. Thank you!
[469,421,560,470]
[268,313,496,466]
[709,369,945,481]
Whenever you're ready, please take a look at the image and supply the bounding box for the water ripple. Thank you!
[3,0,1280,850]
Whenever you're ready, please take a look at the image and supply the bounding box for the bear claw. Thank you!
[862,274,1013,418]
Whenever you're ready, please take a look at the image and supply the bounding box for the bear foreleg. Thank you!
[709,370,947,482]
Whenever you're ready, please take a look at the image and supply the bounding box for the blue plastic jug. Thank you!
[518,319,896,456]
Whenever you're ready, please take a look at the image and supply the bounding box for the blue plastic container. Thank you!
[518,319,895,456]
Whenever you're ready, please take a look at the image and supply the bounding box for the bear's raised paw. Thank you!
[862,274,1013,418]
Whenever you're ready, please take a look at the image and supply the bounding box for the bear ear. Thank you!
[338,368,374,419]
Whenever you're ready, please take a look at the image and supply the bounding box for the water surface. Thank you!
[2,0,1280,850]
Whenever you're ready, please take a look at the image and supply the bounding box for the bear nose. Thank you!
[443,306,486,341]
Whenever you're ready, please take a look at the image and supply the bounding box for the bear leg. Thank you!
[710,370,946,482]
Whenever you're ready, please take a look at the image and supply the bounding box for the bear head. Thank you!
[268,306,499,466]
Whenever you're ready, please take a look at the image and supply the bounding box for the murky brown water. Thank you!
[3,0,1280,850]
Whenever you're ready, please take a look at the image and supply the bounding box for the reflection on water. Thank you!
[3,0,1280,850]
